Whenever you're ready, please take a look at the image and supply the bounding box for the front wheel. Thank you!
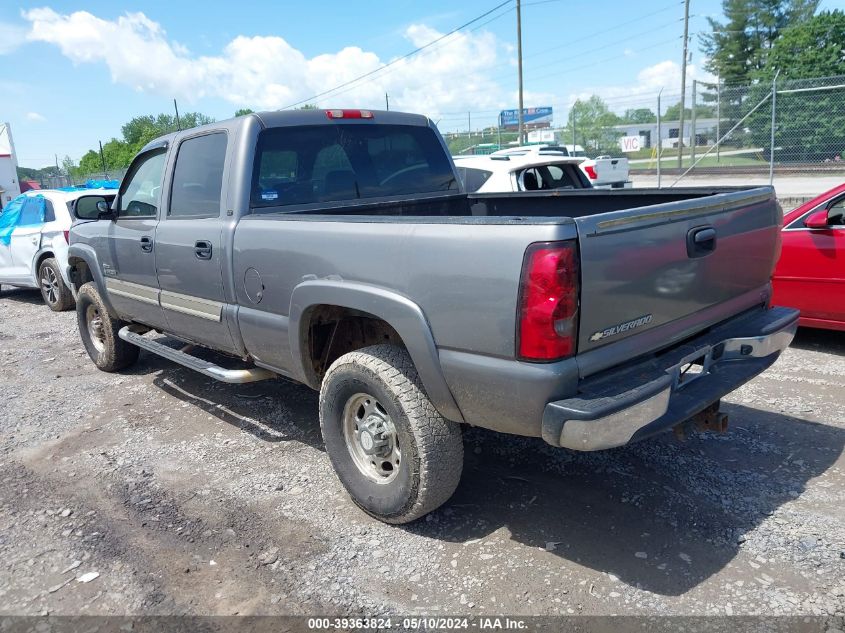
[76,282,139,372]
[319,344,464,524]
[39,257,74,311]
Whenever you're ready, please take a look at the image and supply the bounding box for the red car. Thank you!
[772,183,845,331]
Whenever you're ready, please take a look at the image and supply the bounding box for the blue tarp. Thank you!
[56,180,120,192]
[0,194,46,245]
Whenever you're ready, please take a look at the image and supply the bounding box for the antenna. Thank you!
[173,99,182,131]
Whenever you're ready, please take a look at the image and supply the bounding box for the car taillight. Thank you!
[63,230,70,243]
[517,241,579,361]
[583,165,598,180]
[326,109,374,119]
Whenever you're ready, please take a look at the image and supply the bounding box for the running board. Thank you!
[118,326,276,384]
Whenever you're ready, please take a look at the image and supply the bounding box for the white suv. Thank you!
[0,188,115,310]
[453,152,591,193]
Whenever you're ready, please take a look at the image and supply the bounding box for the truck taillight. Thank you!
[517,241,579,361]
[583,165,598,180]
[63,230,70,243]
[326,109,374,119]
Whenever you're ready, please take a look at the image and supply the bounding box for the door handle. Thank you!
[140,236,153,252]
[194,240,213,260]
[687,226,716,258]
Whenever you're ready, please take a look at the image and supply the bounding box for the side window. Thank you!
[119,150,167,218]
[169,132,228,218]
[463,168,493,193]
[43,199,56,222]
[827,197,845,226]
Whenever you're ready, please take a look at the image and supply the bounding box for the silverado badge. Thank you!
[589,314,653,342]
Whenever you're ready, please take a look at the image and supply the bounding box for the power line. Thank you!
[303,2,516,106]
[281,0,513,109]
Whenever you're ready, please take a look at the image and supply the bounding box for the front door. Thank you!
[154,131,236,352]
[777,194,845,324]
[101,148,169,329]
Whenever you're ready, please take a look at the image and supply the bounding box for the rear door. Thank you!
[102,148,169,329]
[8,196,46,282]
[154,130,236,352]
[574,189,782,362]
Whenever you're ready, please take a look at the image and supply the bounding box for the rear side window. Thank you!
[169,132,227,218]
[252,124,458,208]
[455,166,493,193]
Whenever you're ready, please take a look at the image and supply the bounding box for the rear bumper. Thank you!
[541,306,799,451]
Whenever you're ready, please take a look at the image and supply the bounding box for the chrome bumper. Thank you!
[542,307,799,451]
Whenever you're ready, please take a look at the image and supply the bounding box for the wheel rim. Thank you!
[86,304,106,353]
[40,266,58,305]
[342,392,401,484]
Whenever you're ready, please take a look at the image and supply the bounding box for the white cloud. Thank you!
[25,112,46,122]
[0,22,27,54]
[22,8,509,121]
[569,60,716,111]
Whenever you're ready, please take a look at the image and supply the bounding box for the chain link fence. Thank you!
[582,74,845,186]
[35,167,128,190]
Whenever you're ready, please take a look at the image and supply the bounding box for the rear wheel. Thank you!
[39,257,74,311]
[76,282,139,372]
[319,344,463,524]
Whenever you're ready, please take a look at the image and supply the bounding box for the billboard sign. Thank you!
[499,107,553,130]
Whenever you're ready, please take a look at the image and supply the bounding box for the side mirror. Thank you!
[96,200,115,220]
[804,210,830,229]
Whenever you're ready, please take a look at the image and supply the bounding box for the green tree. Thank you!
[235,108,255,116]
[622,108,656,124]
[76,111,215,175]
[565,96,621,155]
[663,101,718,121]
[750,10,845,161]
[701,0,819,83]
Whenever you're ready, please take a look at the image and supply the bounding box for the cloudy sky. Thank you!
[3,0,844,168]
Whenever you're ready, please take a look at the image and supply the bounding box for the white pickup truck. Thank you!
[492,145,631,189]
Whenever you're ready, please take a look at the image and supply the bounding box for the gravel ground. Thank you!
[1,287,843,619]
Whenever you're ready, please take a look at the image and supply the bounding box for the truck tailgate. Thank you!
[592,157,628,186]
[574,187,781,363]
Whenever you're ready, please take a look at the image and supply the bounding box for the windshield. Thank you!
[251,124,458,209]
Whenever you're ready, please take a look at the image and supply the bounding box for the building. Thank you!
[0,123,22,210]
[611,118,721,150]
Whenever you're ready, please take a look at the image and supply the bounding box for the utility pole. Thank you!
[99,141,107,179]
[657,89,663,188]
[516,0,525,145]
[769,69,780,185]
[385,93,389,111]
[468,112,472,138]
[716,74,721,163]
[677,0,690,168]
[690,80,697,166]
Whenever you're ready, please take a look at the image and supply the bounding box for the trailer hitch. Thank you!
[673,401,729,441]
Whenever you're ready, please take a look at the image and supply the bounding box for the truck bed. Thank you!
[271,186,769,221]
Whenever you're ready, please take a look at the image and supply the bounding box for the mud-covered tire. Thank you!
[76,282,139,372]
[319,344,463,524]
[38,257,74,312]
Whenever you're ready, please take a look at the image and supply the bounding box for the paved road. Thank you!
[632,173,843,199]
[1,288,843,619]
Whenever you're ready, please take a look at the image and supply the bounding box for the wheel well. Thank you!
[305,305,404,382]
[35,251,54,274]
[67,257,94,293]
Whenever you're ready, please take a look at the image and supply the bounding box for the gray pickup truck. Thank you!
[67,108,798,524]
